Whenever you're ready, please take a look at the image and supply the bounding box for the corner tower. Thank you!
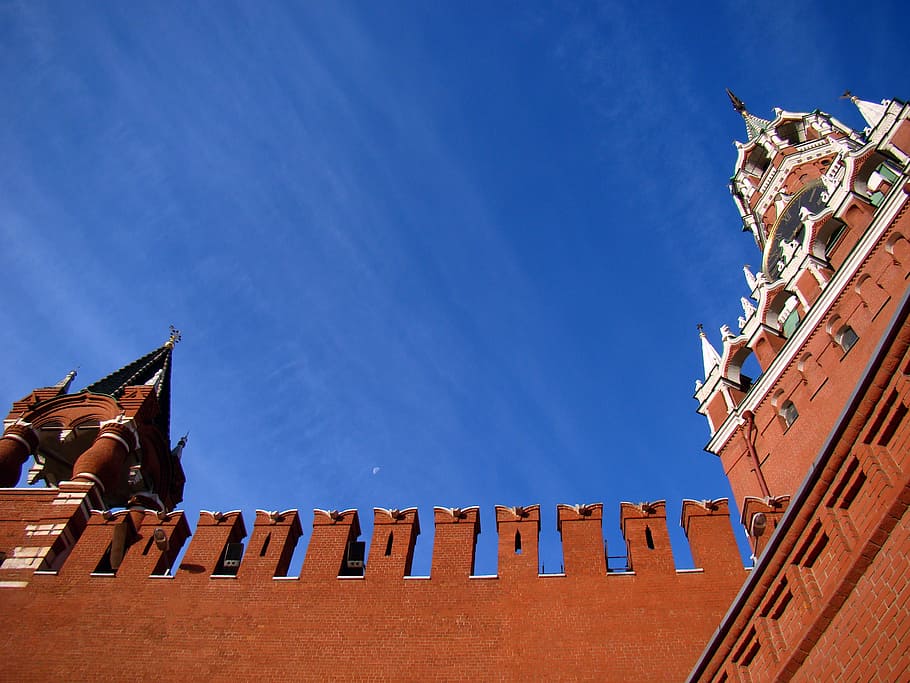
[0,329,186,513]
[695,93,910,554]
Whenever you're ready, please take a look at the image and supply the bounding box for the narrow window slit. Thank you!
[645,526,655,550]
[94,543,115,574]
[384,532,394,557]
[260,533,271,557]
[514,531,522,554]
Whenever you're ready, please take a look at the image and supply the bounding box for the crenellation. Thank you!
[556,503,605,576]
[620,501,675,574]
[178,510,246,578]
[60,509,135,577]
[494,504,540,577]
[368,507,419,579]
[303,508,360,579]
[242,509,302,579]
[741,496,790,560]
[1,499,754,584]
[431,505,480,579]
[118,509,190,578]
[681,498,744,574]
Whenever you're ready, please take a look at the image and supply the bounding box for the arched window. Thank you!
[728,346,763,391]
[836,325,859,353]
[855,154,902,207]
[744,145,771,176]
[780,400,799,429]
[776,120,806,146]
[514,531,522,555]
[868,163,900,207]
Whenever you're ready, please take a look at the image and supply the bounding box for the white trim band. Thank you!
[1,433,32,451]
[98,432,130,451]
[73,471,105,491]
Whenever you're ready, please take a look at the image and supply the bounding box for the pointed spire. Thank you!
[698,324,722,379]
[843,91,888,129]
[171,433,188,460]
[52,369,78,395]
[743,265,757,291]
[82,327,181,442]
[727,89,773,141]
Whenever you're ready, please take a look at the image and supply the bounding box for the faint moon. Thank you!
[372,467,381,475]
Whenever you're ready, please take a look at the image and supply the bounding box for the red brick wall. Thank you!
[0,497,746,682]
[692,300,910,682]
[794,506,910,682]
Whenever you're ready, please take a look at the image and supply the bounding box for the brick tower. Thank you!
[0,329,186,572]
[691,94,910,679]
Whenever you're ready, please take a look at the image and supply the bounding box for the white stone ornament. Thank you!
[741,297,757,317]
[743,265,757,290]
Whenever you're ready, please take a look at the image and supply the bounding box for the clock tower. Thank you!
[694,92,910,556]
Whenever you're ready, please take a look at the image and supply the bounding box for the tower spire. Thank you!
[81,327,180,442]
[726,89,772,141]
[52,369,78,395]
[842,90,888,130]
[698,324,722,379]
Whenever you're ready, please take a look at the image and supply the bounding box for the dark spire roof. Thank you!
[51,369,78,395]
[726,89,773,141]
[82,327,181,441]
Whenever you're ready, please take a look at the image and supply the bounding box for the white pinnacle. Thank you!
[851,96,888,129]
[699,326,722,379]
[741,297,757,317]
[743,265,757,291]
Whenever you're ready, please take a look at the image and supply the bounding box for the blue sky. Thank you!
[2,1,908,575]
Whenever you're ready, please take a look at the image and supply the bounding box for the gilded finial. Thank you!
[164,325,182,349]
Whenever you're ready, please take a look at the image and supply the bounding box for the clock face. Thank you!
[763,180,827,277]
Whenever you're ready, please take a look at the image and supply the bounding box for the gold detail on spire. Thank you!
[164,325,182,349]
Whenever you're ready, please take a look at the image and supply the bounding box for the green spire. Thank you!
[727,89,773,141]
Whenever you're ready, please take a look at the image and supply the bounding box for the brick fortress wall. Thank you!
[0,496,746,682]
